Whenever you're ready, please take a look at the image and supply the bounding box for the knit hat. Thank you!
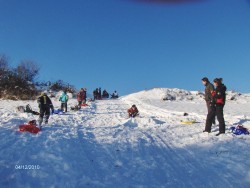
[202,77,209,82]
[213,78,221,84]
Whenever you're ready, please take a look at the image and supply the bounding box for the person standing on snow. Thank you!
[202,77,215,124]
[77,88,86,108]
[83,88,87,104]
[37,92,54,129]
[59,90,69,112]
[128,105,139,118]
[204,78,227,136]
[93,88,98,101]
[98,87,102,99]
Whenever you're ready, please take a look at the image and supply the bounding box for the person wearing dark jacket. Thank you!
[102,89,109,98]
[98,87,102,99]
[37,92,54,128]
[83,88,87,104]
[204,78,227,136]
[93,88,98,100]
[202,77,215,124]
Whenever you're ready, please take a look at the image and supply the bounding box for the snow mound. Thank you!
[123,88,200,102]
[123,88,250,103]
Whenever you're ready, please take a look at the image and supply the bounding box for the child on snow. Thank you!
[77,88,86,108]
[59,90,69,112]
[128,105,139,118]
[37,92,54,129]
[111,91,119,99]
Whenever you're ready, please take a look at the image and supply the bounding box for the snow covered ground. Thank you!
[0,88,250,188]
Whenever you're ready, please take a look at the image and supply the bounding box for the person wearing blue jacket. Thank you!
[59,90,69,112]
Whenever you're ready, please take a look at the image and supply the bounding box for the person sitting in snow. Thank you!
[37,92,54,129]
[77,88,86,108]
[102,89,109,98]
[59,90,69,112]
[111,91,119,99]
[128,105,139,118]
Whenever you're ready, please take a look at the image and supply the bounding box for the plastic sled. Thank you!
[81,103,89,107]
[230,125,250,135]
[19,124,40,134]
[53,109,65,114]
[180,120,197,125]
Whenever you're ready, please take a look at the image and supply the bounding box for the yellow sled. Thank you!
[180,120,197,125]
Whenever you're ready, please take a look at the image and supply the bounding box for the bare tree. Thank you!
[0,54,9,97]
[0,54,9,73]
[16,60,40,82]
[0,58,40,100]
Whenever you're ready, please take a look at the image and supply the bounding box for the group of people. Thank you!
[36,78,227,134]
[36,87,121,128]
[93,88,119,100]
[202,77,227,136]
[37,90,70,128]
[93,88,102,100]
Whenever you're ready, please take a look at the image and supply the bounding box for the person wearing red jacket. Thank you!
[204,78,227,136]
[77,88,86,108]
[128,105,139,118]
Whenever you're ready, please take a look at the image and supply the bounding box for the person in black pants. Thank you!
[204,78,227,136]
[37,92,54,129]
[202,77,215,124]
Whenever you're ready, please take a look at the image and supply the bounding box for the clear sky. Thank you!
[0,0,250,95]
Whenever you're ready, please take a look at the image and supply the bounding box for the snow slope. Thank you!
[0,88,250,188]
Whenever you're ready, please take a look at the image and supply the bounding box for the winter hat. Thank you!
[202,77,209,82]
[213,78,222,84]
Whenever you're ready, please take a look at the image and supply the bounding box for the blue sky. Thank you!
[0,0,250,95]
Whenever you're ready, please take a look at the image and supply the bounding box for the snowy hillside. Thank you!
[0,88,250,188]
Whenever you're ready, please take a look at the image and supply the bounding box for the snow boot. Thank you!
[216,132,225,136]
